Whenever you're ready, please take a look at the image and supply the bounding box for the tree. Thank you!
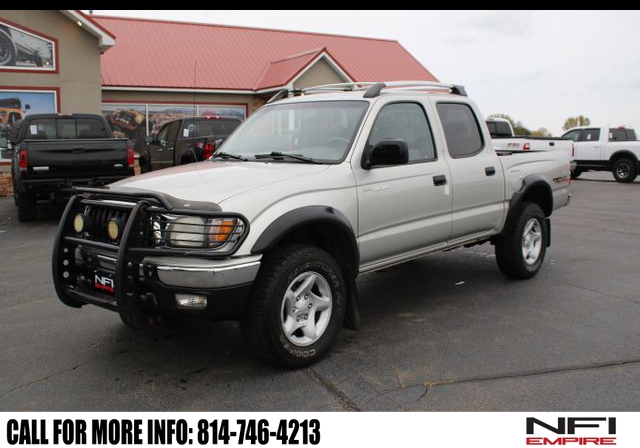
[562,116,590,131]
[531,127,552,137]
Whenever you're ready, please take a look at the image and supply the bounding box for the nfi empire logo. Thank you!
[526,417,617,446]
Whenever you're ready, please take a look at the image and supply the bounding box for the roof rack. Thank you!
[267,81,467,103]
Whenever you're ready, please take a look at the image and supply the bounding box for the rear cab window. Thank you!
[609,128,637,141]
[180,118,241,140]
[436,102,484,158]
[24,117,109,139]
[486,120,512,138]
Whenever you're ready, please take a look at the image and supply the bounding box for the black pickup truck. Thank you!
[10,114,135,222]
[141,115,242,172]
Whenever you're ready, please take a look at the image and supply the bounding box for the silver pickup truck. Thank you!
[52,81,571,368]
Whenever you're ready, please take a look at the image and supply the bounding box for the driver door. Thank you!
[353,100,452,268]
[149,121,180,170]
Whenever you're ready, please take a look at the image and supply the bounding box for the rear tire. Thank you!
[612,157,637,183]
[495,202,547,279]
[17,192,37,222]
[241,244,346,368]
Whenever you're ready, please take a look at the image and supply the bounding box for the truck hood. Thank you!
[109,161,330,205]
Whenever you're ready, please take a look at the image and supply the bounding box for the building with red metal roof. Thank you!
[95,15,436,93]
[0,11,437,151]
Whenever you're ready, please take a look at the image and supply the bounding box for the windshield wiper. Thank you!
[211,151,248,161]
[254,151,321,164]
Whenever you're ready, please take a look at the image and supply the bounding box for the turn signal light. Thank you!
[18,150,28,171]
[127,146,135,168]
[203,142,214,160]
[209,218,236,243]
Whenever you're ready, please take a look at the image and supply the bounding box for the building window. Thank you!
[0,20,57,72]
[102,103,246,149]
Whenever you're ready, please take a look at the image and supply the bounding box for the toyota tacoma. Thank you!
[53,81,571,368]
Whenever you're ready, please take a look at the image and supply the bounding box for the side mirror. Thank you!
[160,138,168,146]
[144,135,154,144]
[213,138,223,151]
[25,104,31,110]
[0,137,7,148]
[363,138,409,169]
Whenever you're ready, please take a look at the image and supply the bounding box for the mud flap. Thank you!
[343,278,361,330]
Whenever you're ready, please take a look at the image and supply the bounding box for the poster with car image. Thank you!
[0,20,56,70]
[0,90,57,125]
[102,103,246,150]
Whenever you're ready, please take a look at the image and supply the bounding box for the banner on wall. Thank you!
[102,103,246,149]
[0,20,56,71]
[0,90,57,127]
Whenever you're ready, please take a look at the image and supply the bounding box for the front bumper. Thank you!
[147,256,261,289]
[52,188,254,322]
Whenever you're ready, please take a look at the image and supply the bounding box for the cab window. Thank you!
[368,102,436,162]
[436,103,484,158]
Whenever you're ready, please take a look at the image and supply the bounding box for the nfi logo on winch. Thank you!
[526,417,616,446]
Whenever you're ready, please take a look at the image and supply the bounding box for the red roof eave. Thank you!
[75,10,116,39]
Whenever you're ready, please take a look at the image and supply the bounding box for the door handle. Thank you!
[485,166,496,176]
[433,174,447,186]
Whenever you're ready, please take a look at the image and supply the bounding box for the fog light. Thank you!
[73,213,85,233]
[175,293,207,310]
[107,219,121,240]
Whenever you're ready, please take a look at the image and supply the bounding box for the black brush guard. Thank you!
[52,187,249,328]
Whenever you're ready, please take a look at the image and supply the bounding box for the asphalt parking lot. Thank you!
[1,172,639,411]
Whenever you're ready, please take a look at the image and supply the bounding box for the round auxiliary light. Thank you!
[73,213,85,233]
[107,219,121,240]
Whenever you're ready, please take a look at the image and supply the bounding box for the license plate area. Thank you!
[93,270,116,295]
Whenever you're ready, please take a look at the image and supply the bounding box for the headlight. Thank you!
[166,216,206,247]
[73,213,85,233]
[107,218,122,241]
[163,216,244,249]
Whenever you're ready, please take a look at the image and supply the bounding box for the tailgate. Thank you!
[24,139,130,179]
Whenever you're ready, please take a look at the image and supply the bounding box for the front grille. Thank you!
[85,206,130,244]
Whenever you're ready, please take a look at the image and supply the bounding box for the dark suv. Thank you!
[141,116,242,172]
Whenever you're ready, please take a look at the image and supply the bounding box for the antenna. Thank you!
[192,60,198,118]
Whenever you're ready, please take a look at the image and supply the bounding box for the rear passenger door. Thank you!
[435,101,505,241]
[354,100,452,266]
[575,128,602,161]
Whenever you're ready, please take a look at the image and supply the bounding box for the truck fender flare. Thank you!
[608,150,639,168]
[251,205,361,330]
[251,206,358,265]
[508,174,553,218]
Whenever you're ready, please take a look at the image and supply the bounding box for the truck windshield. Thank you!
[217,101,369,163]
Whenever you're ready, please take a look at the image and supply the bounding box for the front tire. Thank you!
[612,157,637,183]
[495,202,547,279]
[571,168,582,180]
[241,244,346,368]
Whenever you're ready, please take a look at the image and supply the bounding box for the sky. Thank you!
[91,10,640,136]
